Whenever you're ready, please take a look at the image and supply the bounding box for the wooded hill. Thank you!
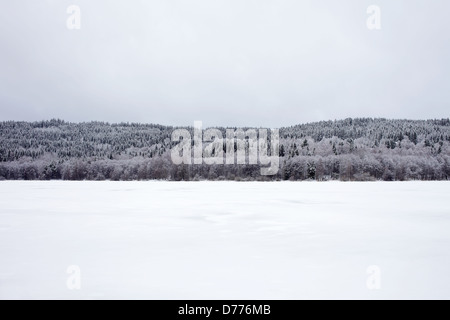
[0,118,449,181]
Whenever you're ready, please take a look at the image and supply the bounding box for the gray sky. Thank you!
[0,0,449,127]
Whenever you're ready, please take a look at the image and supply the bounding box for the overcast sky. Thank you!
[0,0,449,127]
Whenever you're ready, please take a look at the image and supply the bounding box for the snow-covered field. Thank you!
[0,181,449,300]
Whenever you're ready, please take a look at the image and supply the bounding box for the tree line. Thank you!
[0,118,449,181]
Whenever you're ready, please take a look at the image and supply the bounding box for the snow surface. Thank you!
[0,181,449,300]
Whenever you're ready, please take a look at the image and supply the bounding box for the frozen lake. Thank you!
[0,181,449,299]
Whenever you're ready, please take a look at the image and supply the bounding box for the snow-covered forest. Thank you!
[0,118,449,181]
